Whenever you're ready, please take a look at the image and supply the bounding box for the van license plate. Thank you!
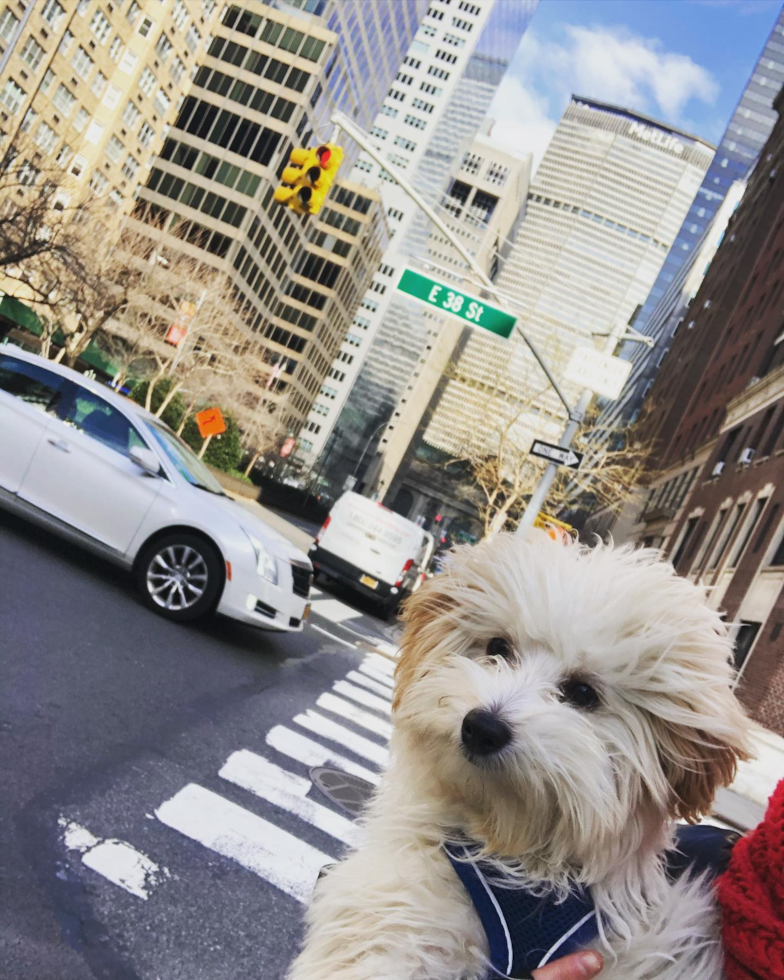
[360,574,378,589]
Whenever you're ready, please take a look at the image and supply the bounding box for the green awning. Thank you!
[80,341,121,377]
[0,294,43,334]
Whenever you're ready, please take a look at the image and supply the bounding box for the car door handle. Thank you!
[47,437,71,453]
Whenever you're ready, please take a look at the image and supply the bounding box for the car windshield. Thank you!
[146,421,226,495]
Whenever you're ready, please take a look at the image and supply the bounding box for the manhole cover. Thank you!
[310,766,375,816]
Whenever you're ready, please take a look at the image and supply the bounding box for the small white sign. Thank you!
[564,347,633,400]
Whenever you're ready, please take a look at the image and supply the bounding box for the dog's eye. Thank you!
[486,637,514,659]
[559,679,600,711]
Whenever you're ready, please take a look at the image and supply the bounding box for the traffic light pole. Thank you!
[329,111,649,537]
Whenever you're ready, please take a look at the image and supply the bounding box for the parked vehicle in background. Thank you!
[309,491,431,616]
[0,345,312,630]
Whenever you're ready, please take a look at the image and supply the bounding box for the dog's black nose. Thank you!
[461,709,511,756]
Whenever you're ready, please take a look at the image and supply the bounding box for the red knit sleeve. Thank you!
[717,779,784,980]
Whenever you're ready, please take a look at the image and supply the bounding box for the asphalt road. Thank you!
[0,506,398,980]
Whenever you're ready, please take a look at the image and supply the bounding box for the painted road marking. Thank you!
[293,709,389,766]
[346,670,395,699]
[59,819,166,900]
[358,661,395,689]
[332,680,393,716]
[309,623,357,649]
[155,784,331,904]
[265,725,380,785]
[219,750,356,845]
[310,597,361,624]
[364,652,397,677]
[316,692,393,739]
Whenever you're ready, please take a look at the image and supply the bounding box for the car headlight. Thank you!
[242,528,279,585]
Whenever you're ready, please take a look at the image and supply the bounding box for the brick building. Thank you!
[628,91,784,734]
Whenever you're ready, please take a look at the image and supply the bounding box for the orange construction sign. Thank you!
[195,407,226,439]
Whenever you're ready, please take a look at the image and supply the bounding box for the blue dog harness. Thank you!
[444,824,739,979]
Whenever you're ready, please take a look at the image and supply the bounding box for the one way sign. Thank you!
[530,439,584,469]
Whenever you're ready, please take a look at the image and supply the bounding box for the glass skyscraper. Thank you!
[601,5,784,434]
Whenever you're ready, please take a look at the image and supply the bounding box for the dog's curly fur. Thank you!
[288,533,753,979]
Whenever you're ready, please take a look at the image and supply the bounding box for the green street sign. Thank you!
[396,268,516,339]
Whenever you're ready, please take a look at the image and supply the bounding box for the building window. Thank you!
[394,136,416,152]
[103,83,123,110]
[0,10,19,44]
[172,0,189,30]
[0,79,25,115]
[52,84,76,117]
[58,29,75,54]
[404,114,427,130]
[20,37,45,71]
[153,88,171,115]
[90,171,109,194]
[170,56,186,83]
[137,15,155,38]
[707,501,747,571]
[486,162,510,186]
[461,152,481,174]
[733,622,761,670]
[770,522,784,567]
[91,71,107,98]
[121,154,139,181]
[380,105,397,118]
[41,69,56,93]
[156,33,173,61]
[370,126,388,140]
[90,9,111,43]
[671,516,699,569]
[185,24,201,52]
[34,121,58,154]
[109,36,123,62]
[139,67,157,97]
[138,121,155,147]
[691,506,728,572]
[728,497,768,568]
[72,107,90,133]
[105,135,124,163]
[122,100,141,127]
[72,46,95,80]
[126,0,141,25]
[41,0,66,29]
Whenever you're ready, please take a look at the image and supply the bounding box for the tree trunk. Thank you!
[53,346,67,364]
[155,380,183,418]
[243,450,261,478]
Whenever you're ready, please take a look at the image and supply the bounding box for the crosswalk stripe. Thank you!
[346,670,394,699]
[333,680,392,716]
[358,661,395,689]
[59,818,165,900]
[219,750,356,845]
[310,597,361,623]
[265,725,380,786]
[294,709,389,766]
[316,692,393,739]
[155,784,330,904]
[364,652,397,677]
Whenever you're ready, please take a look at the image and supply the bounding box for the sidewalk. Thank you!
[228,493,315,553]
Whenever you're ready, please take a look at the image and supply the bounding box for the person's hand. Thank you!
[532,950,603,979]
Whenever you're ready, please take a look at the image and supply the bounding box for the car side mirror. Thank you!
[130,445,161,477]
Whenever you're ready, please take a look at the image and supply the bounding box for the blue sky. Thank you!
[491,0,781,167]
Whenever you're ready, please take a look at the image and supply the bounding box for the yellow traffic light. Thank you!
[273,144,344,216]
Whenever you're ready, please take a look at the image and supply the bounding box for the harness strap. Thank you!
[445,825,739,980]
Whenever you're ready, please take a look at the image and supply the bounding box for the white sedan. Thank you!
[0,345,312,629]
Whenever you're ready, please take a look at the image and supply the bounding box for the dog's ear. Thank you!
[653,700,752,823]
[393,580,456,711]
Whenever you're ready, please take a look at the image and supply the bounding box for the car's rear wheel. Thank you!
[135,533,223,622]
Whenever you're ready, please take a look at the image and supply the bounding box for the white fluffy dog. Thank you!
[288,533,753,980]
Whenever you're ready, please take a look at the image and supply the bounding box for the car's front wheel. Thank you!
[135,533,223,622]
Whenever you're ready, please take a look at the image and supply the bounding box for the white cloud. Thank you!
[490,25,719,171]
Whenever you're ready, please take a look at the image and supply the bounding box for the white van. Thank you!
[309,492,431,616]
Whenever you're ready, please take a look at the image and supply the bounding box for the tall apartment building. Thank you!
[618,92,784,735]
[0,0,218,211]
[594,6,784,441]
[131,0,424,433]
[411,98,715,488]
[295,0,538,472]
